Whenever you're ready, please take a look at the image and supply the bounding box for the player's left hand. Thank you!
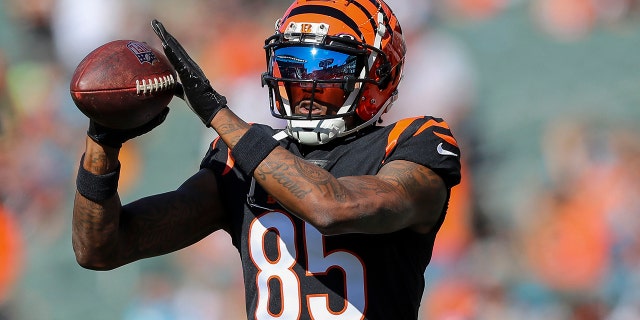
[87,107,170,149]
[151,19,227,127]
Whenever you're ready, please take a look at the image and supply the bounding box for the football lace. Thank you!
[135,74,176,95]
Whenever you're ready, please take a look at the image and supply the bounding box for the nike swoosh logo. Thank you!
[437,143,458,157]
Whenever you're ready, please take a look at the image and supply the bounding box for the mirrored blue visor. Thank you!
[272,46,362,82]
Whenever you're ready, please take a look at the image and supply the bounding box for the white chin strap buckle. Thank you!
[287,118,346,145]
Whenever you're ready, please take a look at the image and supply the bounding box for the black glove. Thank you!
[87,107,170,148]
[151,19,227,127]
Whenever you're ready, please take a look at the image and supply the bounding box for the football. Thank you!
[70,40,176,129]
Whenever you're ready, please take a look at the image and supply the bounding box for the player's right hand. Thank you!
[151,19,227,127]
[87,107,169,149]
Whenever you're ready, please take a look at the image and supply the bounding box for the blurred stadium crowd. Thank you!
[1,0,640,319]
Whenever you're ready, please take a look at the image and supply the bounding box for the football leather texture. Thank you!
[70,40,176,130]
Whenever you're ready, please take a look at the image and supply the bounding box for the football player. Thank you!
[72,0,461,319]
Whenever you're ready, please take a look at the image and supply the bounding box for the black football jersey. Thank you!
[200,116,461,320]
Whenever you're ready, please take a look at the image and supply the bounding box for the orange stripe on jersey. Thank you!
[385,117,420,159]
[412,119,458,147]
[434,131,458,147]
[413,119,450,137]
[212,136,235,175]
[211,136,220,149]
[224,149,235,176]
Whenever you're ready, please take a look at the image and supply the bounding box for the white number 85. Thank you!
[249,211,367,320]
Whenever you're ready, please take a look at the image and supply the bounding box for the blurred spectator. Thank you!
[123,270,178,320]
[531,0,640,41]
[532,0,598,41]
[0,51,11,136]
[507,116,640,319]
[51,0,126,73]
[441,0,510,21]
[0,204,23,305]
[3,0,57,63]
[170,233,246,320]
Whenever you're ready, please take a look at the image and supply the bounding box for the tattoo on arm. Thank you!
[256,160,312,199]
[85,151,118,173]
[380,162,418,193]
[292,157,347,202]
[216,122,243,136]
[216,122,246,147]
[340,176,398,196]
[378,161,441,196]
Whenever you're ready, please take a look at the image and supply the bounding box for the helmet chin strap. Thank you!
[286,91,396,146]
[286,118,346,145]
[282,75,359,145]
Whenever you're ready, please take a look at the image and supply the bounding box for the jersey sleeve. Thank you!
[383,117,462,188]
[199,135,234,175]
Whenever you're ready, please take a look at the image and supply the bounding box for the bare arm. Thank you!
[72,137,226,270]
[257,152,446,235]
[211,109,448,235]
